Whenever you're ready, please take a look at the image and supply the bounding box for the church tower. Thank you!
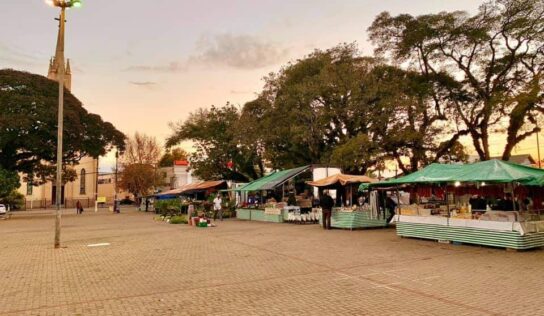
[47,17,72,91]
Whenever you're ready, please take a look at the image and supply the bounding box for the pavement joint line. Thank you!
[380,270,442,286]
[335,272,400,292]
[219,234,504,314]
[390,283,505,316]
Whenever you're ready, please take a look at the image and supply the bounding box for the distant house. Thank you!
[157,160,200,192]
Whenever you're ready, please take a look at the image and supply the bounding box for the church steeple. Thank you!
[47,14,72,91]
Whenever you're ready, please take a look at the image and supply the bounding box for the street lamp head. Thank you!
[45,0,82,8]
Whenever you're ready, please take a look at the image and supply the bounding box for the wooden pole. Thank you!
[395,186,401,219]
[512,182,517,212]
[445,184,450,218]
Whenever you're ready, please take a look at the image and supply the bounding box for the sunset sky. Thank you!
[1,0,541,170]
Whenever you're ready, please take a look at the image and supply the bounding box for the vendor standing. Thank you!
[213,195,223,221]
[320,191,334,230]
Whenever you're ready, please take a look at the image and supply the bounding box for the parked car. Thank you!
[0,204,6,215]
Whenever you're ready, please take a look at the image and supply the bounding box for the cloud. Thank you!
[191,33,289,69]
[122,33,288,73]
[123,62,186,73]
[129,81,157,87]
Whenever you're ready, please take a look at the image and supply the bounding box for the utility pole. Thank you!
[53,6,66,249]
[47,0,82,249]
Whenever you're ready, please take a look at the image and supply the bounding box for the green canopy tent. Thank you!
[523,175,544,186]
[235,166,311,192]
[363,160,544,190]
[364,160,544,250]
[360,164,464,191]
[233,166,312,223]
[457,160,544,184]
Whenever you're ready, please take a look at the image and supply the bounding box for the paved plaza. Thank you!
[1,208,543,315]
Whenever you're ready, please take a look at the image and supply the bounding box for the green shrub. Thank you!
[155,199,181,216]
[1,191,24,209]
[170,215,187,224]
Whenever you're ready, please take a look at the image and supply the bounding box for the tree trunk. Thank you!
[470,130,486,161]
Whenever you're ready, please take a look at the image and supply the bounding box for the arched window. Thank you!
[80,169,86,195]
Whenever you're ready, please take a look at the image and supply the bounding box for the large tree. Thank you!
[119,133,162,199]
[252,44,465,173]
[258,44,378,169]
[0,69,126,183]
[167,104,262,181]
[369,0,544,160]
[360,65,468,173]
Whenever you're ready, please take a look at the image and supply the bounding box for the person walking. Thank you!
[76,200,83,214]
[320,191,334,230]
[187,202,195,226]
[213,194,223,221]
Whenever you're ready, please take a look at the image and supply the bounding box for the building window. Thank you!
[26,182,33,196]
[80,169,86,195]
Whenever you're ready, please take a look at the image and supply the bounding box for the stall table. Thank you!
[236,208,285,223]
[394,214,544,250]
[320,208,388,230]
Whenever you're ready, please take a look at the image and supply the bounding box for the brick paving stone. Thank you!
[0,208,543,315]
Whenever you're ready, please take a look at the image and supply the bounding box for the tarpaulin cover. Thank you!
[155,180,225,196]
[237,166,310,191]
[366,160,544,190]
[307,174,377,187]
[179,180,226,193]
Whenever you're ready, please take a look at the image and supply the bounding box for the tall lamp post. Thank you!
[46,0,82,249]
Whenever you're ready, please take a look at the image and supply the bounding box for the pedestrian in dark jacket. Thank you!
[320,191,334,230]
[76,201,83,214]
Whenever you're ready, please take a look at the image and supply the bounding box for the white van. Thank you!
[0,204,6,215]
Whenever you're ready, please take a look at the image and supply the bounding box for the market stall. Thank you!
[370,160,544,250]
[153,180,227,215]
[234,166,317,223]
[307,174,386,229]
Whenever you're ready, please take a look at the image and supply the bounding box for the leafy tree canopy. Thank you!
[368,0,544,160]
[119,133,162,198]
[249,44,467,173]
[158,147,189,167]
[0,69,126,183]
[0,167,20,200]
[167,103,262,182]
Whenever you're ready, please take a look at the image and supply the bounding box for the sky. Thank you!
[1,0,542,170]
